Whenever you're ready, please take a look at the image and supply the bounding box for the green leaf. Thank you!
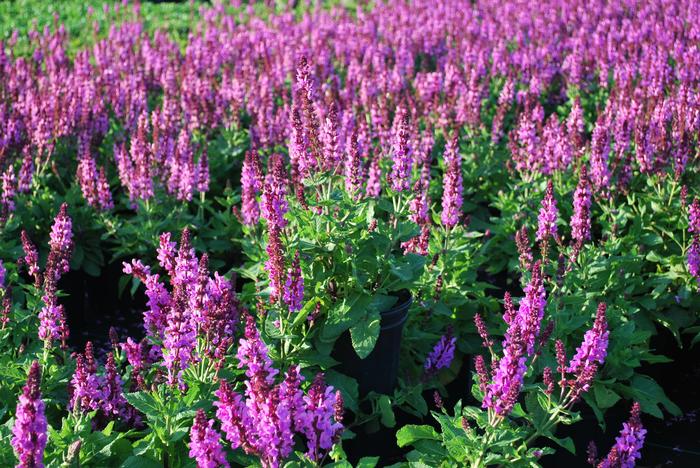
[356,456,379,468]
[169,427,189,443]
[548,435,576,454]
[403,385,429,416]
[124,392,160,418]
[593,384,621,409]
[370,294,398,313]
[617,375,681,418]
[121,455,162,468]
[437,414,468,461]
[98,437,132,461]
[325,370,359,413]
[378,395,396,428]
[83,259,101,277]
[396,425,440,447]
[350,309,381,359]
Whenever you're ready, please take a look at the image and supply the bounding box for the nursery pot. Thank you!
[333,290,412,396]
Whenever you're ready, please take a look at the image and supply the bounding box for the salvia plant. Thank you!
[0,0,698,466]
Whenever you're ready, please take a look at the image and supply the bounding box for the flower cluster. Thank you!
[189,409,229,468]
[69,342,136,424]
[424,329,457,379]
[19,204,74,350]
[123,228,240,389]
[214,315,343,467]
[592,402,646,468]
[481,263,546,416]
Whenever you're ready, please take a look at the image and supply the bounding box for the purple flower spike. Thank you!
[163,288,197,390]
[12,361,47,468]
[567,303,609,401]
[519,263,547,355]
[48,203,73,279]
[484,263,546,416]
[424,330,456,378]
[18,149,34,193]
[265,228,285,303]
[1,166,16,215]
[589,118,611,190]
[20,231,41,285]
[322,103,341,171]
[599,403,646,468]
[474,313,492,348]
[101,353,130,421]
[96,167,113,211]
[261,154,288,229]
[688,236,700,284]
[483,341,527,417]
[189,409,230,468]
[441,135,463,229]
[283,251,304,313]
[689,198,700,235]
[344,128,363,196]
[474,355,490,395]
[157,232,177,275]
[515,225,533,271]
[536,180,558,242]
[389,112,412,193]
[297,374,344,462]
[571,166,592,244]
[237,314,278,386]
[366,157,382,198]
[241,149,263,226]
[70,352,102,413]
[568,303,609,372]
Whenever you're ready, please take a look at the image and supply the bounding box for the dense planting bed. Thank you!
[1,0,699,467]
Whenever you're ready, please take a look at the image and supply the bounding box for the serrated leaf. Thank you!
[124,392,159,418]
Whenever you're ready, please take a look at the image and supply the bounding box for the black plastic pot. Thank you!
[62,260,146,356]
[333,291,412,396]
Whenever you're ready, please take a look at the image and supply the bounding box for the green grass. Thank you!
[0,0,369,58]
[0,0,196,56]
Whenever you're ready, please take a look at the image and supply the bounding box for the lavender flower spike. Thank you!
[12,361,47,468]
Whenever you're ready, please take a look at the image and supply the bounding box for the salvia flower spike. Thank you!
[12,361,47,468]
